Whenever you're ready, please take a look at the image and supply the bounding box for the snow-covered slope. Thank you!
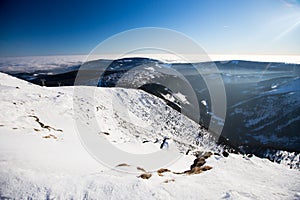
[0,73,299,199]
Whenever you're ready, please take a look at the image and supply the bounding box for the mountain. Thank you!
[0,72,299,199]
[2,57,300,154]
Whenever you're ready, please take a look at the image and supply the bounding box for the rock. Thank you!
[157,168,171,173]
[187,167,202,175]
[139,173,152,179]
[43,134,57,139]
[203,152,213,159]
[157,168,171,176]
[163,179,175,183]
[191,157,206,169]
[137,166,147,172]
[201,165,212,171]
[116,163,130,167]
[222,151,229,157]
[186,165,213,175]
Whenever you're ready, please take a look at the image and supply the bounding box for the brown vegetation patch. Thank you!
[201,165,213,171]
[139,173,152,179]
[172,171,185,175]
[137,166,147,172]
[157,168,171,176]
[43,134,57,139]
[157,168,171,173]
[29,115,63,132]
[116,163,130,167]
[163,179,175,183]
[185,165,213,175]
[190,157,206,169]
[202,152,213,159]
[175,152,214,176]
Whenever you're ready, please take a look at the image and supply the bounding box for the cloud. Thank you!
[0,55,86,73]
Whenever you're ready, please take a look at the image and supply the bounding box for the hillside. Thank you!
[0,73,299,199]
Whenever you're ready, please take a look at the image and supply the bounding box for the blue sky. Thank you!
[0,0,300,56]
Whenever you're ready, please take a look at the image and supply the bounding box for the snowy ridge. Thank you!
[0,73,299,199]
[263,149,300,169]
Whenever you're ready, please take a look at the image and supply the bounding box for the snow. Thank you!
[161,93,176,103]
[201,99,208,107]
[271,84,278,89]
[173,92,190,104]
[0,72,299,199]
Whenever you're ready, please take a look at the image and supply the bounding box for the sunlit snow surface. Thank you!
[0,72,300,199]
